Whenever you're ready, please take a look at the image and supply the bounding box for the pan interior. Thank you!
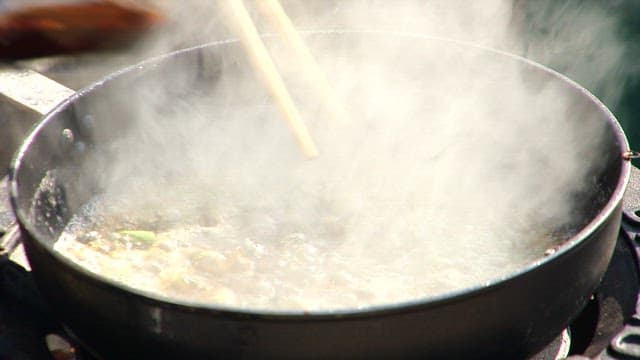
[13,32,625,312]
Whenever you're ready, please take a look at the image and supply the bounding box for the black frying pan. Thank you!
[7,31,633,359]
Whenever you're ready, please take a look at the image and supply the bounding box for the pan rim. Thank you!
[8,29,632,319]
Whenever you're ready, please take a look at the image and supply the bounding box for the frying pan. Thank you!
[5,31,633,359]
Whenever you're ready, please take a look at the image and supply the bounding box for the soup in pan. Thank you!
[54,176,566,312]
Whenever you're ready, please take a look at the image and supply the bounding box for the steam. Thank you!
[63,0,632,304]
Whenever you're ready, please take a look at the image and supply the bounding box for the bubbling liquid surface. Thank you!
[54,186,555,312]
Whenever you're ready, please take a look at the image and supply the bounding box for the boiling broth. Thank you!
[54,185,558,312]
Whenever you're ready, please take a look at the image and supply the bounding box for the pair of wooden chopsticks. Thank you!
[225,0,348,158]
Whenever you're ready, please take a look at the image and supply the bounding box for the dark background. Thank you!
[514,0,640,158]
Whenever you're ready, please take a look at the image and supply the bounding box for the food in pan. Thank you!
[54,178,561,312]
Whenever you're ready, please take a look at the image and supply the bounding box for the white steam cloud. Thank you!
[57,0,631,308]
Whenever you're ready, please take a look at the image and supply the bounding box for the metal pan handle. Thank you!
[0,222,21,258]
[0,177,30,268]
[0,66,75,115]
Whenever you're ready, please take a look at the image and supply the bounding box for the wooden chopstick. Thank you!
[225,0,319,158]
[256,0,350,125]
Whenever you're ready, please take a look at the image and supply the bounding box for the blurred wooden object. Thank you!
[0,1,163,59]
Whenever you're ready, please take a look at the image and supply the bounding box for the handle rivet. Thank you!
[623,151,640,160]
